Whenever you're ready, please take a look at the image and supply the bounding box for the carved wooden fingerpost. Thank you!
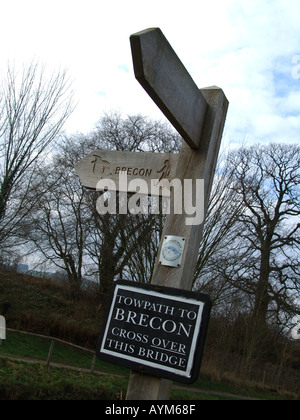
[126,28,229,400]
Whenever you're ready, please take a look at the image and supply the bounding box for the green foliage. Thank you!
[1,270,299,400]
[0,359,127,400]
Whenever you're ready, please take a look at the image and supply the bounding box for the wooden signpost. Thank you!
[75,27,229,400]
[125,29,229,400]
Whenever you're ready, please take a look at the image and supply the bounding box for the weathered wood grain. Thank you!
[75,149,179,195]
[130,28,208,150]
[126,87,229,401]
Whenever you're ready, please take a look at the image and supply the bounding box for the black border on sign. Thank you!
[96,280,212,384]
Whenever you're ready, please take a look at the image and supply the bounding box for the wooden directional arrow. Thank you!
[75,149,179,194]
[130,28,208,150]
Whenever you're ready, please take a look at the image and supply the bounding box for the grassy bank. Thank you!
[0,357,281,401]
[0,331,293,400]
[0,330,129,376]
[0,270,299,400]
[0,358,127,400]
[0,270,102,348]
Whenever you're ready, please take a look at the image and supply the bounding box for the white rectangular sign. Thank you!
[159,235,186,268]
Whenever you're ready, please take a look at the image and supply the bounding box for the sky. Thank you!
[1,0,300,147]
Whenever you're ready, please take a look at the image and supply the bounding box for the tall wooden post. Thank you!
[126,28,228,401]
[75,27,229,401]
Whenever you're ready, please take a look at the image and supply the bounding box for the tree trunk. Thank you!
[252,246,271,327]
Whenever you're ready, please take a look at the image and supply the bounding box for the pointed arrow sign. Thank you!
[75,149,179,195]
[130,28,208,150]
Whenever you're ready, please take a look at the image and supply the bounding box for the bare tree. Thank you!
[25,113,180,302]
[197,144,300,326]
[194,151,246,308]
[0,62,74,247]
[228,144,300,325]
[93,111,181,153]
[87,112,181,296]
[23,154,89,297]
[194,143,300,370]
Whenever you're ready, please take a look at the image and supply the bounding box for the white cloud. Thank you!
[0,0,299,145]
